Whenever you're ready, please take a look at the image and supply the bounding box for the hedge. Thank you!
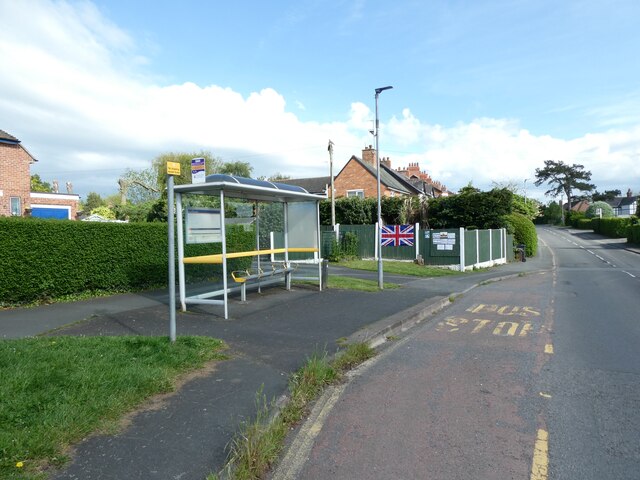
[504,212,537,257]
[575,218,593,230]
[0,218,253,304]
[628,224,640,244]
[591,217,632,238]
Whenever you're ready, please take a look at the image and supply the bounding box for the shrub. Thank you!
[591,217,632,238]
[327,231,359,261]
[585,201,614,219]
[566,210,585,227]
[503,212,538,257]
[0,218,253,304]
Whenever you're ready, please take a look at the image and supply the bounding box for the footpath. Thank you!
[1,250,550,479]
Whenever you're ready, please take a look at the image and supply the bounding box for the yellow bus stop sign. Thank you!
[167,161,181,176]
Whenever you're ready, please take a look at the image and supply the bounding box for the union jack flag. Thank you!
[380,224,414,247]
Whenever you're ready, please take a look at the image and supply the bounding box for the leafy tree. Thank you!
[146,196,168,222]
[120,167,160,204]
[90,205,116,220]
[84,192,105,212]
[592,189,621,202]
[219,161,253,177]
[30,174,51,193]
[534,160,595,224]
[262,173,291,182]
[113,200,156,223]
[152,151,224,187]
[539,201,563,225]
[512,194,540,221]
[585,201,614,218]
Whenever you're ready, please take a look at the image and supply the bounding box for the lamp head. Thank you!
[375,86,393,94]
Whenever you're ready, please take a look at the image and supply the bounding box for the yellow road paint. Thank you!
[530,429,549,480]
[544,344,554,354]
[272,384,347,480]
[471,319,491,333]
[539,392,552,398]
[519,322,533,337]
[466,304,541,316]
[493,321,519,336]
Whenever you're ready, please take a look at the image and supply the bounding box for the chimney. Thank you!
[362,145,376,168]
[381,156,391,169]
[627,188,633,197]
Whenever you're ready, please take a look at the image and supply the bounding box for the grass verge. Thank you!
[327,275,400,291]
[214,342,376,480]
[0,335,227,479]
[338,259,461,278]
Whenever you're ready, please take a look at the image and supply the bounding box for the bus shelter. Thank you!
[173,174,325,319]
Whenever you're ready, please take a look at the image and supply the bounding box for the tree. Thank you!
[152,151,224,187]
[219,161,253,177]
[592,189,621,202]
[539,201,563,225]
[534,160,595,224]
[119,167,160,204]
[30,174,51,192]
[263,173,291,182]
[90,205,116,220]
[83,192,104,212]
[585,201,614,218]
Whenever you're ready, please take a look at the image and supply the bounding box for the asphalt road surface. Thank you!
[273,227,640,479]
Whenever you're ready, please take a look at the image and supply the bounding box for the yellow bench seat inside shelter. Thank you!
[183,247,318,265]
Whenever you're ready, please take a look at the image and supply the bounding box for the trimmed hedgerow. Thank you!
[628,223,640,244]
[0,218,253,304]
[591,217,632,238]
[575,218,593,230]
[503,212,538,257]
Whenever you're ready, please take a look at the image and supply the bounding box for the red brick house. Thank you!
[0,129,79,219]
[334,146,449,199]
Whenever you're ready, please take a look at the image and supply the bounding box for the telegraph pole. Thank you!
[328,140,335,227]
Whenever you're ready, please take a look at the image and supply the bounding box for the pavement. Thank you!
[1,232,633,479]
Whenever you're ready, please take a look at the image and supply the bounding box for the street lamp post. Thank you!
[375,85,393,290]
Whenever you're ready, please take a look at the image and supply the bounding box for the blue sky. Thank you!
[1,0,639,200]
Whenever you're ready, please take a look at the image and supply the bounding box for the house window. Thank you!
[10,197,21,216]
[346,189,364,199]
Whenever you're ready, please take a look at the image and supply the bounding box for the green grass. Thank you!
[216,343,376,480]
[328,275,400,291]
[0,336,227,479]
[338,259,461,278]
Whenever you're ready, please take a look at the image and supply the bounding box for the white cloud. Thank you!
[0,0,638,201]
[382,115,640,198]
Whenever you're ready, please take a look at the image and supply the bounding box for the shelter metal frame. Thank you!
[174,175,325,319]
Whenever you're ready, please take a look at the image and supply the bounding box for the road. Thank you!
[272,227,640,479]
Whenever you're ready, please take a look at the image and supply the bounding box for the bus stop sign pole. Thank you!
[167,161,181,343]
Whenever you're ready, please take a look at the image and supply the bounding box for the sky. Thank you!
[1,0,639,202]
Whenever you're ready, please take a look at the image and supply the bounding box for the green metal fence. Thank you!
[319,224,515,270]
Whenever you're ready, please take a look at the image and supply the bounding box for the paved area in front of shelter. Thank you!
[3,258,549,479]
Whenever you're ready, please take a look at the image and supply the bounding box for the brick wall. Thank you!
[30,193,80,219]
[0,143,32,216]
[334,157,395,199]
